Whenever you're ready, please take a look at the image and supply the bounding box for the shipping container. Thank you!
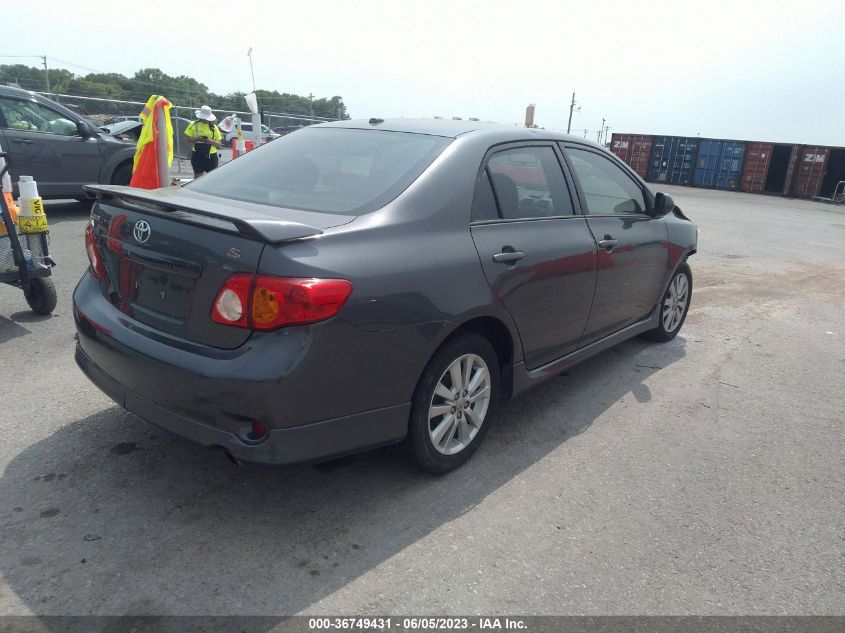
[739,142,772,193]
[788,146,830,198]
[818,148,845,199]
[625,132,843,200]
[692,139,721,188]
[755,144,799,195]
[719,141,746,190]
[647,136,700,185]
[693,139,746,190]
[610,133,653,179]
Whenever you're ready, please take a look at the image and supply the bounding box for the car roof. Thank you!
[0,85,38,98]
[317,117,604,147]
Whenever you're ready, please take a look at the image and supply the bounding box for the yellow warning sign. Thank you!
[18,215,48,233]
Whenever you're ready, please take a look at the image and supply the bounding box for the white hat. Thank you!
[195,105,216,121]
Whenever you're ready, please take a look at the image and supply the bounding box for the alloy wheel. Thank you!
[428,354,491,456]
[662,272,689,333]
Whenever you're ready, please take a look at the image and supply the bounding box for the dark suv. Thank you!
[74,119,697,473]
[0,86,136,198]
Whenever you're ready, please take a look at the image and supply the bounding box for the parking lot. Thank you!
[0,185,842,616]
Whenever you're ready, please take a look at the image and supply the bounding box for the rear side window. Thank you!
[471,170,499,221]
[188,127,451,215]
[565,147,647,215]
[486,146,573,219]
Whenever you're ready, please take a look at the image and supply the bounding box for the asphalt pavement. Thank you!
[0,186,842,617]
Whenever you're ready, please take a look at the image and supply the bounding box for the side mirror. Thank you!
[77,121,94,139]
[652,192,675,217]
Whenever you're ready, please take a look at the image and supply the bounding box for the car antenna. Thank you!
[368,118,384,125]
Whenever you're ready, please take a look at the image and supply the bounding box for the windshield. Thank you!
[187,127,451,215]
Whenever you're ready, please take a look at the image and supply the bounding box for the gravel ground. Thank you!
[0,185,842,617]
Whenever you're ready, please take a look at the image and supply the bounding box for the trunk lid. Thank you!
[86,185,352,349]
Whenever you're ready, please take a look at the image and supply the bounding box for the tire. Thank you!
[406,332,500,474]
[24,278,57,315]
[641,263,692,342]
[110,162,133,186]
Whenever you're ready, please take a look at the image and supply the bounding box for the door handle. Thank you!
[492,250,525,264]
[12,138,33,145]
[598,236,618,251]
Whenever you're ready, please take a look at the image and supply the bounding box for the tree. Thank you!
[0,64,350,120]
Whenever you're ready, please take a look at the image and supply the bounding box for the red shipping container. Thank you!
[739,142,772,193]
[610,133,653,179]
[789,146,830,198]
[741,143,800,196]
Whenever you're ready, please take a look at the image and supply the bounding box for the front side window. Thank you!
[486,146,573,219]
[188,127,451,215]
[0,98,78,136]
[565,147,647,215]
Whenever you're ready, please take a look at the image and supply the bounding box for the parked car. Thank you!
[224,122,280,144]
[272,124,306,136]
[74,119,697,473]
[99,119,142,142]
[0,86,137,198]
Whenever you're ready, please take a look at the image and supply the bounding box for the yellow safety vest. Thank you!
[185,120,222,154]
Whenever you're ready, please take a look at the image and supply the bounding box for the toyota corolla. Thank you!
[74,119,697,473]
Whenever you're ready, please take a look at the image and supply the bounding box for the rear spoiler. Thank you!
[84,184,323,243]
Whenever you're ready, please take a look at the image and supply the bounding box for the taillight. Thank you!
[210,273,252,327]
[211,275,353,330]
[251,277,353,330]
[85,225,107,279]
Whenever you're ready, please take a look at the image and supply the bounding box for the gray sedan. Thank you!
[74,119,697,473]
[0,86,136,198]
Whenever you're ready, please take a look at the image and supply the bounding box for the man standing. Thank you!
[184,105,222,178]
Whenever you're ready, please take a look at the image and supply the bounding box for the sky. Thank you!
[3,0,844,145]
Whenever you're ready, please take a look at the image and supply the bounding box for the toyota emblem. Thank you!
[133,219,151,243]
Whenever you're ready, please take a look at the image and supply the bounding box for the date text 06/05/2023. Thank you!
[307,617,528,630]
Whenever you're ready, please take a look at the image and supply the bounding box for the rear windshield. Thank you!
[187,127,451,215]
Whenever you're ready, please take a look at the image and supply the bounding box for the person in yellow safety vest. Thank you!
[184,105,223,178]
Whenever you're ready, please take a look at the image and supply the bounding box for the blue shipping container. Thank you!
[693,140,746,190]
[693,140,721,187]
[647,136,671,182]
[647,136,700,185]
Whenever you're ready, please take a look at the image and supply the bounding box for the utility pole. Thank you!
[567,92,577,134]
[597,117,605,143]
[309,93,314,124]
[41,55,50,93]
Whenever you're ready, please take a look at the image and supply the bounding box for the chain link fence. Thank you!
[35,92,338,176]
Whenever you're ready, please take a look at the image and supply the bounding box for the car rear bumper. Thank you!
[72,273,409,464]
[75,343,409,464]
